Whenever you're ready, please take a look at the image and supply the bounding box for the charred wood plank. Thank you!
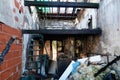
[25,1,99,9]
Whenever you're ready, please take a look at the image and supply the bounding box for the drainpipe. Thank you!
[0,36,16,65]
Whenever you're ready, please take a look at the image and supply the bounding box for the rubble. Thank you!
[59,55,120,80]
[68,64,111,80]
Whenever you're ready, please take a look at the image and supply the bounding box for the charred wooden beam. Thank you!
[22,28,102,35]
[72,0,77,14]
[72,8,76,14]
[65,8,67,14]
[57,0,60,14]
[25,1,99,9]
[39,13,77,20]
[41,16,76,20]
[94,55,120,77]
[39,13,77,16]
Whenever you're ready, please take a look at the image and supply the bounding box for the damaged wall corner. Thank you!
[98,0,120,56]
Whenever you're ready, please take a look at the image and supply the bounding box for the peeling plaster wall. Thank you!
[98,0,120,56]
[74,0,120,74]
[75,0,100,29]
[75,0,120,56]
[75,9,98,29]
[22,34,29,73]
[97,0,120,74]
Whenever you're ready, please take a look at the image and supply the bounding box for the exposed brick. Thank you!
[0,73,1,80]
[19,38,22,44]
[17,30,22,37]
[0,33,7,44]
[18,44,22,50]
[17,69,21,80]
[18,63,22,70]
[0,24,22,80]
[7,59,15,68]
[2,24,13,34]
[6,76,13,80]
[0,35,18,49]
[11,66,17,73]
[4,52,13,60]
[2,24,21,37]
[18,71,21,80]
[0,44,6,53]
[0,23,2,31]
[19,50,22,56]
[12,58,21,68]
[1,69,12,80]
[16,51,21,57]
[13,72,19,80]
[12,51,20,58]
[15,57,22,64]
[0,61,7,71]
[10,44,18,51]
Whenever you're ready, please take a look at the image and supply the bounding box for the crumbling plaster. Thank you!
[75,9,97,29]
[90,1,120,75]
[98,0,120,56]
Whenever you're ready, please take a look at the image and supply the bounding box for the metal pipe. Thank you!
[0,36,16,65]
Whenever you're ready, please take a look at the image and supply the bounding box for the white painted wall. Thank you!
[75,9,98,29]
[22,34,30,73]
[0,0,29,29]
[97,0,120,56]
[75,0,100,29]
[0,0,39,29]
[97,1,120,74]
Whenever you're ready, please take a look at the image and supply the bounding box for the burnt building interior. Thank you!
[15,0,120,79]
[22,0,102,79]
[0,0,120,80]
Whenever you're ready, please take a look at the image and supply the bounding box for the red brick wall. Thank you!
[0,23,22,80]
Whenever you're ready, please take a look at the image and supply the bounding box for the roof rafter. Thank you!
[22,28,102,35]
[25,1,99,8]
